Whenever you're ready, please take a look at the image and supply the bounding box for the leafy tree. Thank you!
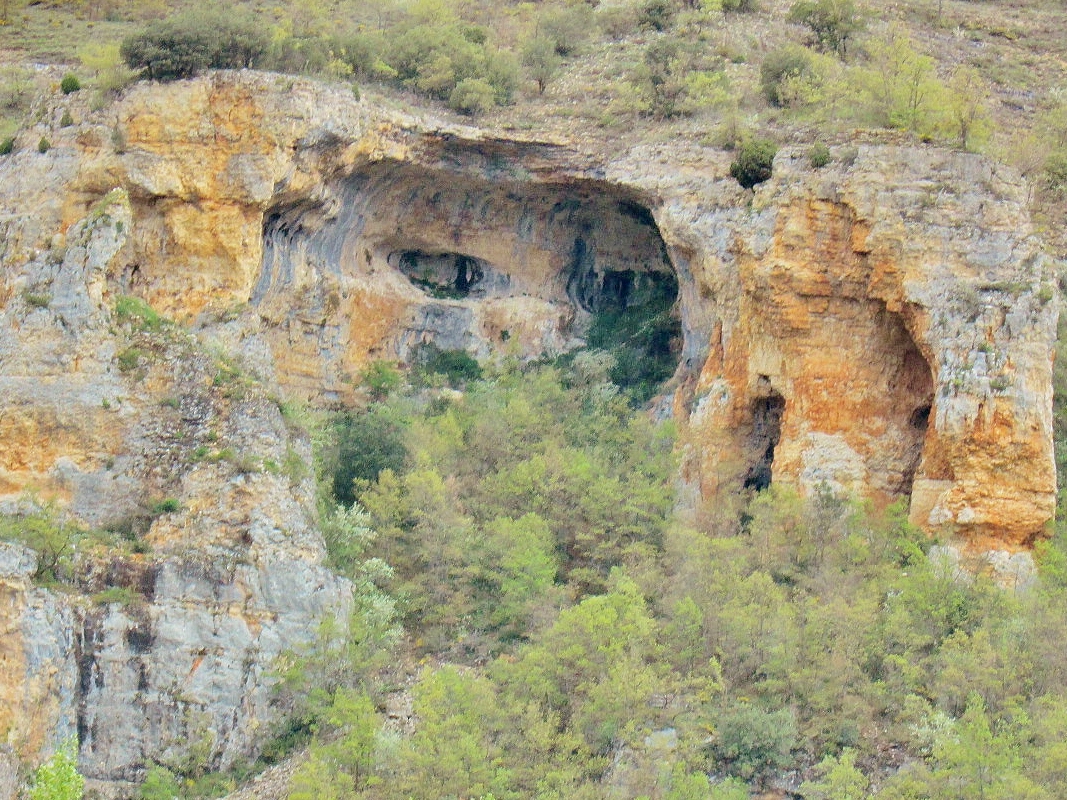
[788,0,863,57]
[945,65,991,151]
[0,501,84,583]
[322,407,407,506]
[538,2,596,56]
[856,28,946,136]
[139,765,180,800]
[760,45,814,106]
[362,359,401,401]
[799,748,869,799]
[121,7,268,81]
[29,738,84,800]
[729,137,777,188]
[522,36,561,95]
[711,703,798,782]
[289,690,379,798]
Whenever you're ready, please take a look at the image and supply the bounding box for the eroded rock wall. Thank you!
[0,70,1057,790]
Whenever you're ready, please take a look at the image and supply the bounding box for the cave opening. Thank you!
[743,390,785,492]
[388,249,508,299]
[255,165,687,402]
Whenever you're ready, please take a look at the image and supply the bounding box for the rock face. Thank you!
[0,71,1056,789]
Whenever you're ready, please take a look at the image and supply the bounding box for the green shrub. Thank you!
[362,360,402,400]
[449,77,495,115]
[538,3,596,56]
[0,137,13,155]
[759,45,813,106]
[415,346,483,387]
[60,73,81,94]
[809,141,831,168]
[139,765,180,800]
[22,290,51,309]
[37,137,50,153]
[324,409,408,506]
[116,347,144,373]
[121,7,268,81]
[28,738,84,800]
[711,704,798,781]
[150,497,181,515]
[729,137,778,189]
[114,295,164,331]
[640,0,679,31]
[60,109,74,127]
[93,586,140,606]
[787,0,863,57]
[722,0,759,11]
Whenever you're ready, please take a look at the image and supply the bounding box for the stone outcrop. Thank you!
[0,71,1057,791]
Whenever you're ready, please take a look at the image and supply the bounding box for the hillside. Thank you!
[0,1,1066,799]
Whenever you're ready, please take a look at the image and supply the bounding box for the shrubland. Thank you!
[259,344,1067,799]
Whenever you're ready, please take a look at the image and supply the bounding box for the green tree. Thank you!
[288,690,379,798]
[522,36,560,95]
[788,0,863,57]
[857,28,946,136]
[29,738,84,800]
[945,65,991,151]
[799,748,869,799]
[139,765,180,800]
[711,703,798,782]
[729,137,777,188]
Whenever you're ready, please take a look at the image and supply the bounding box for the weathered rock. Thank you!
[0,70,1057,791]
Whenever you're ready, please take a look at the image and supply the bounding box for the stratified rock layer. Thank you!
[0,71,1056,790]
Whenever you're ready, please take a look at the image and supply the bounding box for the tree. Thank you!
[799,748,869,799]
[522,36,560,95]
[729,137,778,189]
[121,7,268,81]
[29,738,84,800]
[858,29,946,136]
[787,0,863,58]
[711,703,798,783]
[946,65,991,151]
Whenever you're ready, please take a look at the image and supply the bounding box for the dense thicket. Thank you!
[270,350,1067,800]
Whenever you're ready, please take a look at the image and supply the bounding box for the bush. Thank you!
[809,141,831,168]
[729,137,777,188]
[0,137,13,155]
[28,738,84,800]
[325,410,408,506]
[415,346,483,387]
[522,36,561,94]
[60,73,81,94]
[759,45,813,105]
[787,0,863,57]
[37,137,50,153]
[121,7,268,81]
[449,77,495,115]
[538,3,596,56]
[60,109,74,127]
[722,0,759,11]
[640,0,679,31]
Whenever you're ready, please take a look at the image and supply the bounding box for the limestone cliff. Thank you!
[0,71,1056,792]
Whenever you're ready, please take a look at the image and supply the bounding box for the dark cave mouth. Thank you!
[389,249,510,300]
[743,389,785,492]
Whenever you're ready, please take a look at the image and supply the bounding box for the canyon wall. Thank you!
[0,71,1056,792]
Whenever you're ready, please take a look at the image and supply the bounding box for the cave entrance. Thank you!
[743,389,785,491]
[388,250,509,299]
